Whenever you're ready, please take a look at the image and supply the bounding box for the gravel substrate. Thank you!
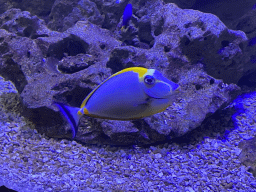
[1,77,256,191]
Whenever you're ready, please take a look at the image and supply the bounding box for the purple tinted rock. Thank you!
[47,0,104,32]
[0,3,248,145]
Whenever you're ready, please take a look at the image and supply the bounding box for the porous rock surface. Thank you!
[231,8,256,90]
[0,1,256,191]
[0,2,253,145]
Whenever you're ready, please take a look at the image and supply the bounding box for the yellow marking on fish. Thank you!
[139,68,155,82]
[111,67,148,78]
[83,107,89,115]
[78,111,82,115]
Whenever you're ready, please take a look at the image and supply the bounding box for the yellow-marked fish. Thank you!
[55,67,179,138]
[121,4,132,31]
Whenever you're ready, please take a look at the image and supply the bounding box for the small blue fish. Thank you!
[121,4,132,30]
[55,67,179,138]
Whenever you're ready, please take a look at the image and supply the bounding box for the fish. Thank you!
[54,67,179,138]
[121,4,132,31]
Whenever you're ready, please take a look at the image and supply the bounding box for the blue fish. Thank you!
[54,67,179,138]
[121,4,132,30]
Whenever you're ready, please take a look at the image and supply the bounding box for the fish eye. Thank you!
[144,75,155,85]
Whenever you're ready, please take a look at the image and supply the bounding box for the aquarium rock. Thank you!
[0,2,253,145]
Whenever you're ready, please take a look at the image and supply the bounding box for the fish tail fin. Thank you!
[54,102,81,138]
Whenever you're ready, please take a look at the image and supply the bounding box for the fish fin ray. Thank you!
[54,102,81,138]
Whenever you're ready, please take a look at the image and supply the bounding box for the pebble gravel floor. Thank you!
[0,77,256,191]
